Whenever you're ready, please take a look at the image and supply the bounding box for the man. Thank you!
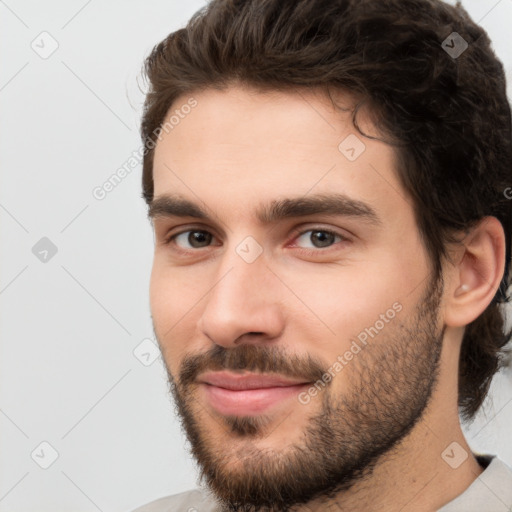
[133,0,512,510]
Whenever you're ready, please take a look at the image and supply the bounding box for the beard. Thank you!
[157,275,445,512]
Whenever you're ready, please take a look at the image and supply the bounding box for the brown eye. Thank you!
[171,230,213,248]
[310,231,336,248]
[295,229,343,249]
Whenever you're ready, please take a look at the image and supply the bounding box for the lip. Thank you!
[198,371,310,390]
[197,371,311,416]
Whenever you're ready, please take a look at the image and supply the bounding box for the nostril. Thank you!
[234,332,263,344]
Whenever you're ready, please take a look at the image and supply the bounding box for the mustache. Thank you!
[177,343,327,388]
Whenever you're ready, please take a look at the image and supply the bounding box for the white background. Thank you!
[1,1,511,511]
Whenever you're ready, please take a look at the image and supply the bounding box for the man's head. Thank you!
[140,0,511,510]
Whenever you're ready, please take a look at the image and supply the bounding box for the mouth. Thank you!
[197,371,312,416]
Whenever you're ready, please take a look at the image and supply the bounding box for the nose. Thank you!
[197,246,285,348]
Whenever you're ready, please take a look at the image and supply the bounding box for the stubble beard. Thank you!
[161,277,444,512]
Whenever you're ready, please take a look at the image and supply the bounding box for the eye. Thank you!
[163,227,348,254]
[293,228,346,249]
[167,230,215,249]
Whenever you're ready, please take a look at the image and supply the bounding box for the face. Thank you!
[149,85,445,511]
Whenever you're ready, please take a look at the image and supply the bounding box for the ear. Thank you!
[444,216,506,327]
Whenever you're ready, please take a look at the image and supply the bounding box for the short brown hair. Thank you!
[139,0,512,421]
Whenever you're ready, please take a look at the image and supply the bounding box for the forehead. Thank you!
[151,85,410,227]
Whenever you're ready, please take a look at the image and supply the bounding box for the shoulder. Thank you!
[438,453,512,512]
[130,488,220,512]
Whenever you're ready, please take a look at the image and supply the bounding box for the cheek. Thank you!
[275,252,424,354]
[150,255,205,316]
[149,261,204,367]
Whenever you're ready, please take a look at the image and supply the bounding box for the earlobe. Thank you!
[444,217,506,328]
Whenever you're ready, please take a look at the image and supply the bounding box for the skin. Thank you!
[148,85,505,511]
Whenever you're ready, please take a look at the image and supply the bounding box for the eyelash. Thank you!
[162,226,348,255]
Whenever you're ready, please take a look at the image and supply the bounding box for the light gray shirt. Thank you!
[131,454,512,512]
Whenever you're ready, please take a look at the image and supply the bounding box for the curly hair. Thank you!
[139,0,512,422]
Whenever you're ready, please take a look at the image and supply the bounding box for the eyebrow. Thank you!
[147,193,381,226]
